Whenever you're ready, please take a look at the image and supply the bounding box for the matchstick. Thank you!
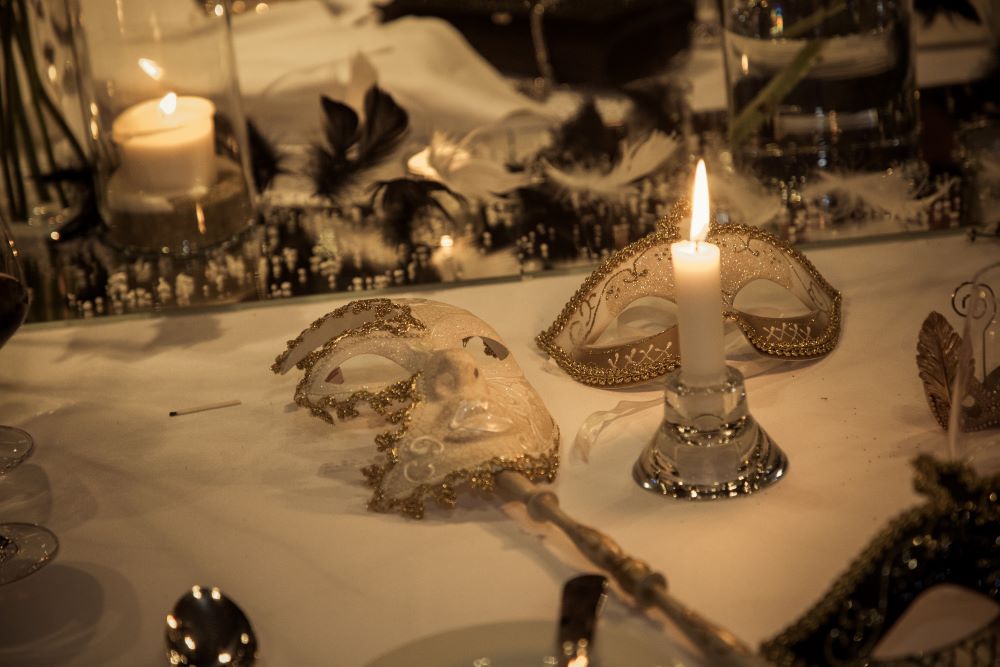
[169,400,242,417]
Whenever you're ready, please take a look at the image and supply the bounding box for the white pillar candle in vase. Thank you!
[111,92,217,195]
[671,159,727,387]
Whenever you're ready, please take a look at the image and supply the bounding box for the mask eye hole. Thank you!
[324,354,412,390]
[733,279,812,318]
[594,297,678,346]
[462,336,509,361]
[870,584,999,662]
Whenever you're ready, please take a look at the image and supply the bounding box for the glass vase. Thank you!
[721,0,921,235]
[72,0,256,256]
[0,0,90,227]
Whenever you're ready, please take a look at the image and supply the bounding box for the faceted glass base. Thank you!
[632,366,788,499]
[0,523,59,585]
[0,426,33,476]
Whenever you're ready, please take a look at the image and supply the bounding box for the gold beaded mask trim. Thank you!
[273,298,559,519]
[761,455,1000,667]
[537,200,842,386]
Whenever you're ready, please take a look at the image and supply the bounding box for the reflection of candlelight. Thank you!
[158,91,178,116]
[671,159,726,387]
[436,235,458,281]
[137,57,164,81]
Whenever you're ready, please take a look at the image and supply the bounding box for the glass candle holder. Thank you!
[722,0,918,180]
[633,365,788,499]
[72,0,255,256]
[957,122,1000,236]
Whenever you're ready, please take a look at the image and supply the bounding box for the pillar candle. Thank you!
[671,159,726,387]
[111,92,217,195]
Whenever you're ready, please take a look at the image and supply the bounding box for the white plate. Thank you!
[364,618,696,667]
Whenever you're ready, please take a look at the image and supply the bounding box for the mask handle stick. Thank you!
[495,471,770,667]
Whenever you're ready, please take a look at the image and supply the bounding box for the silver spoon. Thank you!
[166,585,257,666]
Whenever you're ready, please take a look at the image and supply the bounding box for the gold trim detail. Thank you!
[536,199,843,387]
[761,455,1000,666]
[272,298,560,520]
[271,298,426,374]
[363,446,560,520]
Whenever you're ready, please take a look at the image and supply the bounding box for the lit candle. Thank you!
[111,92,217,195]
[672,159,726,387]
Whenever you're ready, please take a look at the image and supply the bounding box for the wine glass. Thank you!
[0,212,58,585]
[0,214,32,472]
[947,261,1000,473]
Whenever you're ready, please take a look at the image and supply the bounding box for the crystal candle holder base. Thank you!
[633,366,787,499]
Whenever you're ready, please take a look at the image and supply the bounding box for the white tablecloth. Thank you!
[1,232,998,665]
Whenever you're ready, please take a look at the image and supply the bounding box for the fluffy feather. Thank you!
[800,170,952,222]
[542,131,679,199]
[310,85,409,200]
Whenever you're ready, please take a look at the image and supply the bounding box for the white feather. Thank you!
[543,131,680,199]
[801,170,952,221]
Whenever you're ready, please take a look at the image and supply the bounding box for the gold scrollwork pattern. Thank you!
[537,199,842,387]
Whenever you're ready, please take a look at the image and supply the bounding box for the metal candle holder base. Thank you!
[633,366,787,500]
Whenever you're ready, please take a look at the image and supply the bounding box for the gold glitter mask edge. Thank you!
[273,298,560,519]
[537,199,843,387]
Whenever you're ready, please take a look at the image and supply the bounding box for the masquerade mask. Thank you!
[537,200,842,386]
[272,298,559,519]
[763,455,1000,667]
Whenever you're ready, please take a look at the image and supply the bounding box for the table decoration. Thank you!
[310,87,408,200]
[947,260,1000,469]
[541,131,680,202]
[271,297,560,517]
[536,198,842,387]
[722,0,920,197]
[916,276,1000,434]
[957,120,1000,237]
[761,455,1000,667]
[0,0,89,226]
[72,0,255,256]
[406,130,533,202]
[271,296,763,665]
[629,162,786,499]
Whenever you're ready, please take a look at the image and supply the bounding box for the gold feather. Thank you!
[916,311,963,429]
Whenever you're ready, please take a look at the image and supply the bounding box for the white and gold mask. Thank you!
[272,298,559,518]
[537,200,843,386]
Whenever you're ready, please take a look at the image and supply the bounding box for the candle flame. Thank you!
[439,234,454,248]
[137,58,163,81]
[689,158,710,242]
[159,92,178,116]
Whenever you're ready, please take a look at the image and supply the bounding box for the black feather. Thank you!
[310,87,409,200]
[543,98,623,168]
[358,87,408,165]
[320,96,361,152]
[246,119,285,192]
[369,178,464,245]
